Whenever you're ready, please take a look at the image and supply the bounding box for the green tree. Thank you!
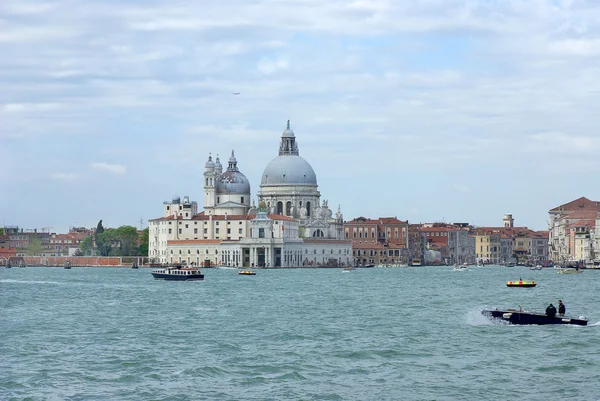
[139,227,149,256]
[0,227,4,235]
[114,225,139,256]
[96,220,105,235]
[95,229,112,256]
[26,236,42,255]
[80,235,93,255]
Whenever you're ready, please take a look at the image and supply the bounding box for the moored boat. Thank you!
[482,308,588,326]
[558,268,583,274]
[151,265,204,281]
[506,280,536,288]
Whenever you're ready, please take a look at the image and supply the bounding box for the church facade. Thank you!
[148,122,352,267]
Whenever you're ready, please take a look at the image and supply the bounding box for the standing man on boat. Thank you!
[558,300,566,316]
[546,303,557,317]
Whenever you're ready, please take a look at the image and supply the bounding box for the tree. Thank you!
[96,220,105,235]
[26,236,42,256]
[0,227,4,235]
[73,249,84,257]
[80,236,93,255]
[139,227,149,256]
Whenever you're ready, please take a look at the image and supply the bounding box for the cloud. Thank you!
[3,0,600,232]
[257,57,290,75]
[90,163,127,175]
[525,132,600,153]
[50,173,80,182]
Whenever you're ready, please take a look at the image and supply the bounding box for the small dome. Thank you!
[205,155,215,169]
[261,155,317,186]
[215,155,222,170]
[216,171,251,195]
[282,119,295,137]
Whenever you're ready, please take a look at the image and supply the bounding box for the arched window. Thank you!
[286,201,292,216]
[277,201,283,214]
[306,201,311,217]
[313,229,324,238]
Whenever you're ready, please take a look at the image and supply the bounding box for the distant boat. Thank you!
[506,280,536,288]
[411,259,422,267]
[151,266,204,281]
[558,268,583,274]
[505,262,515,267]
[64,261,72,270]
[453,266,468,271]
[238,269,256,276]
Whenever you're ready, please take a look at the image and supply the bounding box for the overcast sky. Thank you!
[2,0,600,233]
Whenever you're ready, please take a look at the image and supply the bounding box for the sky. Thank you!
[2,0,600,233]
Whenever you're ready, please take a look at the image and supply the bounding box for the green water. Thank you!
[2,266,599,400]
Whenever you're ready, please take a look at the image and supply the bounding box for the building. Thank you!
[148,121,352,267]
[344,216,409,265]
[548,197,600,264]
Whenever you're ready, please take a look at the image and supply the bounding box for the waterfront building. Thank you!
[344,216,408,265]
[148,122,352,267]
[471,215,548,264]
[548,197,600,263]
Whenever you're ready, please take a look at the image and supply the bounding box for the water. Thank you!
[2,266,600,400]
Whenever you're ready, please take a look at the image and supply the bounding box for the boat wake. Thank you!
[0,279,62,285]
[216,266,237,270]
[466,307,501,326]
[589,321,600,327]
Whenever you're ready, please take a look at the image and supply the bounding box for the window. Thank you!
[241,197,244,203]
[227,228,231,234]
[259,228,265,238]
[194,228,198,234]
[185,224,189,228]
[217,197,220,203]
[166,206,170,210]
[168,229,172,234]
[179,229,182,234]
[239,228,243,234]
[204,228,207,234]
[216,228,220,234]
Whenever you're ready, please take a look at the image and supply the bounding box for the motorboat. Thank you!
[530,265,542,270]
[453,266,468,271]
[238,269,256,275]
[506,280,536,288]
[482,308,588,326]
[558,268,583,274]
[505,262,516,267]
[151,265,204,281]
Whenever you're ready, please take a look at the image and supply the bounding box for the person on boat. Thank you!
[558,300,566,316]
[546,303,557,317]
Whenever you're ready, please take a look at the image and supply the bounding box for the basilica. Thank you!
[148,121,352,267]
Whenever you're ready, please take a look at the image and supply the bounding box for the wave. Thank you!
[0,279,62,285]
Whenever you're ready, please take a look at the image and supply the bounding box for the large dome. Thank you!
[261,155,317,186]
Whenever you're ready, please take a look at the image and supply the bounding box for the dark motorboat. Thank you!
[151,265,204,281]
[64,261,72,269]
[482,308,588,326]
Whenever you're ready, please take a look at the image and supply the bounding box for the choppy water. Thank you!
[2,266,600,401]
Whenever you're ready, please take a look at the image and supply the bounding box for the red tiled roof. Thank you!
[149,215,175,221]
[549,197,600,213]
[567,220,595,228]
[345,217,380,225]
[378,217,409,225]
[266,214,295,221]
[563,210,600,220]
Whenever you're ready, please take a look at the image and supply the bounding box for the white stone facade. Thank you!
[148,121,352,267]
